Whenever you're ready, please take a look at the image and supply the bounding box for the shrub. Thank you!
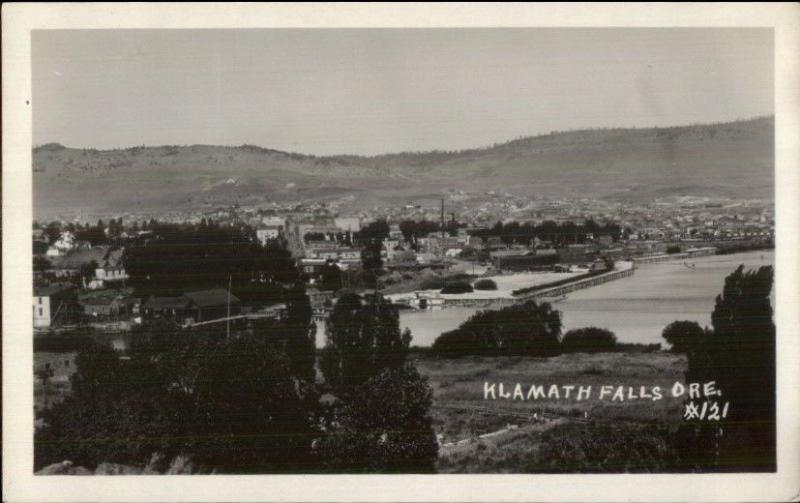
[661,320,705,354]
[419,276,444,290]
[473,279,498,291]
[561,327,617,353]
[433,301,562,357]
[535,422,679,473]
[440,281,473,294]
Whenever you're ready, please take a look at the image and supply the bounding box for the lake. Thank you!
[397,250,774,347]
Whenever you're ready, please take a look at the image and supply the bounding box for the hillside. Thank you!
[32,116,774,219]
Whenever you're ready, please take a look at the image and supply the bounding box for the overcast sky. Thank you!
[32,28,773,156]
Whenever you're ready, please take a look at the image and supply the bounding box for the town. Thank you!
[33,191,773,335]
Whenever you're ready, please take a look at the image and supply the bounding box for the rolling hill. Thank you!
[32,116,774,219]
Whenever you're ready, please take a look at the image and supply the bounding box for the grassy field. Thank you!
[413,351,687,472]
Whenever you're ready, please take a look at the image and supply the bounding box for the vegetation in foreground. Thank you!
[425,263,775,473]
[36,237,437,474]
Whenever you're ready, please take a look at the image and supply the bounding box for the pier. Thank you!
[633,247,717,264]
[513,264,635,301]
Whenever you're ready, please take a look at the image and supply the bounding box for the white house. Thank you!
[95,265,129,282]
[256,226,282,245]
[53,231,77,252]
[33,285,74,329]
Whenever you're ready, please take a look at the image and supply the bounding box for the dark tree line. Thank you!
[36,218,129,246]
[123,221,298,304]
[470,219,622,246]
[432,302,625,357]
[304,231,354,246]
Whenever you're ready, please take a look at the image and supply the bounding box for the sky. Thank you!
[32,28,773,156]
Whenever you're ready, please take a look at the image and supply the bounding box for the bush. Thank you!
[433,301,562,357]
[419,276,444,290]
[666,245,682,254]
[473,279,498,291]
[561,327,617,353]
[535,422,679,473]
[661,321,705,353]
[440,281,473,294]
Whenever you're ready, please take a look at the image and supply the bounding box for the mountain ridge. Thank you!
[33,116,774,219]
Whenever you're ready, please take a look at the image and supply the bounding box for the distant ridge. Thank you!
[33,116,773,219]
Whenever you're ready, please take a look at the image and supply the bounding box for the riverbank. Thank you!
[400,250,773,348]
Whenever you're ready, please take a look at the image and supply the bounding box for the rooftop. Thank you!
[184,288,240,308]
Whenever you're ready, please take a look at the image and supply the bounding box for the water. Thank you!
[398,250,774,347]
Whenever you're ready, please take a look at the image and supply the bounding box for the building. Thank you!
[143,288,241,325]
[556,244,598,264]
[493,253,559,272]
[299,258,328,277]
[33,285,78,329]
[334,217,361,233]
[143,296,193,322]
[52,231,77,253]
[95,265,129,283]
[79,291,140,321]
[256,225,283,245]
[183,288,242,323]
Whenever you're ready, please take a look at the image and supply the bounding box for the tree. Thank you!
[79,260,99,282]
[678,265,775,472]
[440,281,473,294]
[319,262,343,292]
[320,293,411,398]
[36,364,55,409]
[356,219,390,243]
[44,222,62,243]
[433,301,562,357]
[473,279,498,291]
[281,284,317,383]
[314,365,438,473]
[317,292,436,473]
[662,321,705,354]
[561,327,617,353]
[34,256,52,272]
[360,241,383,278]
[35,325,319,473]
[124,222,299,299]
